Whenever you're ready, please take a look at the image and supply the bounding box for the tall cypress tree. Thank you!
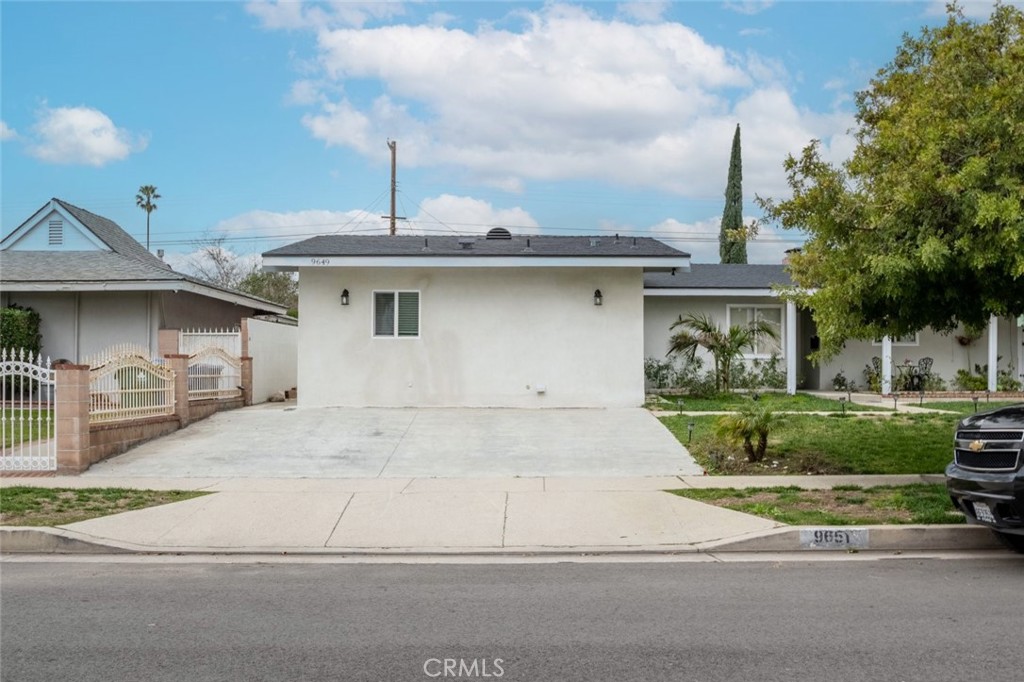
[719,124,747,264]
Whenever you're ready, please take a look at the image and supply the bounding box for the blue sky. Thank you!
[0,1,1009,266]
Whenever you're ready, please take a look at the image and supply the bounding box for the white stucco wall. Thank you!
[643,295,792,375]
[296,267,644,407]
[247,317,298,402]
[1,291,157,362]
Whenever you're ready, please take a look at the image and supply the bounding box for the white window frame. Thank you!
[871,333,919,347]
[726,304,785,359]
[372,290,421,339]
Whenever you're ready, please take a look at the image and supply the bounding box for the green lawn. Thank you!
[650,392,881,412]
[668,484,963,525]
[662,412,959,475]
[0,487,209,526]
[1,410,54,448]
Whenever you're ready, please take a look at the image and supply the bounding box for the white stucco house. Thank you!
[644,264,1024,394]
[262,231,690,407]
[0,198,288,362]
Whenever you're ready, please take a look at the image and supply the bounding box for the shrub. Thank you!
[862,363,881,393]
[0,305,42,355]
[953,369,987,391]
[644,357,675,389]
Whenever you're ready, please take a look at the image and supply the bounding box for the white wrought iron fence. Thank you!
[180,328,241,357]
[86,344,175,423]
[188,347,242,401]
[1,348,57,471]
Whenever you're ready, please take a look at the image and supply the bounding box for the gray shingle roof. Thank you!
[644,263,791,289]
[263,234,689,259]
[0,199,286,313]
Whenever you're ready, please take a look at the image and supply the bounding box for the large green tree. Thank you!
[758,3,1024,358]
[719,123,747,264]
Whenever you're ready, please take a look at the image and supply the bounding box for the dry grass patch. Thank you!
[0,487,209,527]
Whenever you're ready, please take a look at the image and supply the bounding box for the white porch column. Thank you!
[988,315,999,392]
[881,336,893,394]
[785,300,797,395]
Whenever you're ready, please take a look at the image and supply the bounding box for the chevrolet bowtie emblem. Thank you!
[969,440,985,452]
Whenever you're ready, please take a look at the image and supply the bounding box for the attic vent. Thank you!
[458,237,475,249]
[486,227,512,240]
[48,219,63,246]
[589,238,601,247]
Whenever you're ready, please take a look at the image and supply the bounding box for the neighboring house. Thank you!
[644,264,1024,394]
[0,198,288,362]
[262,231,690,408]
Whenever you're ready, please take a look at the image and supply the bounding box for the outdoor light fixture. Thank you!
[839,396,847,416]
[340,289,350,306]
[687,421,695,443]
[593,289,603,306]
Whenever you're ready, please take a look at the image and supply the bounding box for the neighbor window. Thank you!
[872,333,919,346]
[373,291,420,337]
[728,305,783,357]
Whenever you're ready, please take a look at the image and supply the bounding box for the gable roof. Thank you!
[1,199,287,314]
[644,264,792,293]
[263,234,690,272]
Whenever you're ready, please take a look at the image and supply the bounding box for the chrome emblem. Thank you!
[969,440,985,452]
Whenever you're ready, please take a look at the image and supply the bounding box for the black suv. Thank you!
[946,403,1024,552]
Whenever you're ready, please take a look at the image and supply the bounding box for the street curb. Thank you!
[0,524,1004,556]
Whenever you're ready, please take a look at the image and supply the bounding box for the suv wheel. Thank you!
[994,531,1024,554]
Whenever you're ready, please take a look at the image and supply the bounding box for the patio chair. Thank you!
[871,356,882,377]
[917,357,933,381]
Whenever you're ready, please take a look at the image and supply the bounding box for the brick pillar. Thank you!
[241,356,253,406]
[240,318,250,358]
[165,355,191,427]
[158,329,180,357]
[55,364,91,474]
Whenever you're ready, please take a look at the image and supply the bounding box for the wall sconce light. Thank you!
[340,289,350,306]
[593,289,603,306]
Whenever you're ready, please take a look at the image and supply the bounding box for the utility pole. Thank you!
[382,139,405,235]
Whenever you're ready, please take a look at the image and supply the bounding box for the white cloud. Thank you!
[0,121,16,141]
[246,1,405,30]
[643,215,803,264]
[28,105,147,166]
[208,195,539,241]
[272,4,854,201]
[738,27,770,37]
[724,1,775,16]
[616,1,670,23]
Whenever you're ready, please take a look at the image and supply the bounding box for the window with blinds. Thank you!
[373,291,419,337]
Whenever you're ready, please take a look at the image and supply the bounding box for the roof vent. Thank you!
[589,238,601,247]
[486,227,512,240]
[458,237,475,249]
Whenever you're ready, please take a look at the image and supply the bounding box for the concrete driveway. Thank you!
[84,404,702,478]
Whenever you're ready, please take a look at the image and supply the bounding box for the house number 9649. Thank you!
[310,258,331,265]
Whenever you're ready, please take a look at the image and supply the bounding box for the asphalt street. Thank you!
[2,557,1022,682]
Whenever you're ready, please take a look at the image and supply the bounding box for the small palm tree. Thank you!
[135,185,161,251]
[715,404,783,463]
[667,312,779,392]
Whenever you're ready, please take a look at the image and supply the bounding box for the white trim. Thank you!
[372,289,421,339]
[644,288,777,297]
[264,255,690,271]
[0,279,288,314]
[786,300,797,395]
[988,315,998,392]
[726,303,785,359]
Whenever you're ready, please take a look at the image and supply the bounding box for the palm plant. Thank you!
[667,312,779,392]
[135,185,161,251]
[715,404,784,463]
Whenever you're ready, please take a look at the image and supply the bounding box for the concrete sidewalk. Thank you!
[0,474,1000,555]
